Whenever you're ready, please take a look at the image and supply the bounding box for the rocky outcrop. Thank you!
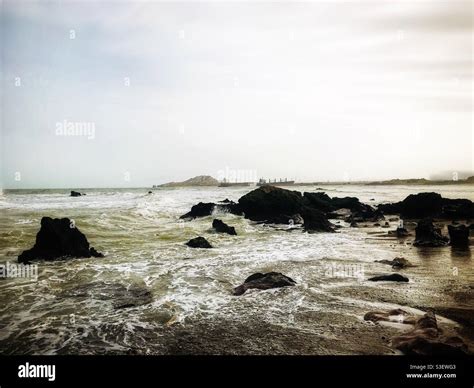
[448,224,469,247]
[212,219,237,235]
[378,192,474,220]
[180,202,216,219]
[413,219,449,247]
[159,175,219,187]
[18,217,103,263]
[303,192,383,221]
[185,236,213,248]
[392,312,468,355]
[238,186,304,223]
[233,272,296,295]
[368,274,409,282]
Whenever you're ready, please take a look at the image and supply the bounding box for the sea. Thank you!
[0,185,472,355]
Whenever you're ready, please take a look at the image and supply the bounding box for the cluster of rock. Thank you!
[365,310,468,355]
[180,185,384,233]
[378,192,474,220]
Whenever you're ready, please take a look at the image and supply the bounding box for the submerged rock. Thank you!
[413,219,449,247]
[61,281,153,309]
[368,273,409,282]
[212,219,237,235]
[185,236,213,248]
[18,217,103,263]
[233,272,296,295]
[392,312,468,355]
[448,224,469,247]
[375,257,413,269]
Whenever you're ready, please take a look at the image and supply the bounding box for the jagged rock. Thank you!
[18,217,103,263]
[180,202,215,219]
[304,192,383,221]
[185,236,213,248]
[448,224,469,247]
[301,207,334,232]
[212,219,237,235]
[238,186,304,223]
[414,219,449,247]
[233,272,296,295]
[392,312,468,355]
[368,273,409,282]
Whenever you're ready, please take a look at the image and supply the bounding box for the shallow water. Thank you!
[0,185,473,355]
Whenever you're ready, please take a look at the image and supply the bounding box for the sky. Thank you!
[1,0,473,188]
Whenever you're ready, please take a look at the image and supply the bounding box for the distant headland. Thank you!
[152,175,474,188]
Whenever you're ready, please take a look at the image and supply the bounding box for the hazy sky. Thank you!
[1,1,473,188]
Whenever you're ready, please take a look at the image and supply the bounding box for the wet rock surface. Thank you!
[392,312,468,355]
[18,217,103,263]
[448,224,470,247]
[185,236,213,248]
[413,219,449,247]
[368,274,409,282]
[233,272,296,295]
[212,219,237,235]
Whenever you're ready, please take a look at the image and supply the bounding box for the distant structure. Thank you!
[257,178,295,186]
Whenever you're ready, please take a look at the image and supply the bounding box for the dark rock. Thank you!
[396,227,410,237]
[392,312,468,355]
[374,223,381,227]
[233,272,296,295]
[70,191,84,197]
[303,192,381,221]
[375,257,413,269]
[185,236,213,248]
[350,221,358,227]
[238,186,305,223]
[441,198,474,220]
[18,217,103,263]
[368,273,409,282]
[448,224,469,247]
[212,219,237,235]
[148,191,152,194]
[180,202,216,219]
[301,207,334,232]
[414,219,449,247]
[378,192,474,220]
[302,192,335,212]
